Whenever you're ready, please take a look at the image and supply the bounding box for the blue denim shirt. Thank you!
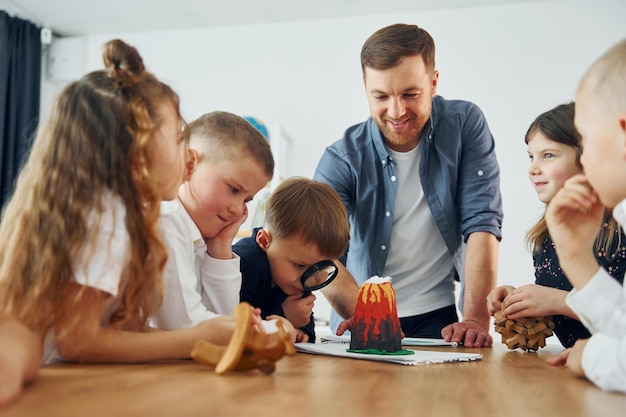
[314,95,503,329]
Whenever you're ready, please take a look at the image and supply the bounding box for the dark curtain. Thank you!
[0,11,41,209]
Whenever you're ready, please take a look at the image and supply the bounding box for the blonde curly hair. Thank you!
[0,39,184,336]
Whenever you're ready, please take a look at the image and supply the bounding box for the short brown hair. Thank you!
[361,23,436,75]
[264,177,349,259]
[187,111,274,178]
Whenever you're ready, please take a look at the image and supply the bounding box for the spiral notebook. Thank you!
[295,342,482,366]
[320,334,458,347]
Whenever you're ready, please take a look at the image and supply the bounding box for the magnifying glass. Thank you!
[300,260,338,298]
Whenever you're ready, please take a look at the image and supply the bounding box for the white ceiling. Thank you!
[0,0,548,37]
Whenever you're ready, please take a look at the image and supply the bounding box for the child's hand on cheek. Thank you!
[282,293,315,329]
[205,205,248,260]
[546,174,603,256]
[546,174,604,287]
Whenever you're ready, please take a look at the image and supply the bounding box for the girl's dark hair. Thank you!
[525,102,581,167]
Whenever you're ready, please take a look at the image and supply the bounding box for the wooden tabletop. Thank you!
[4,343,625,417]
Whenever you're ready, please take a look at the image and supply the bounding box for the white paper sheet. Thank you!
[295,343,481,366]
[320,334,458,347]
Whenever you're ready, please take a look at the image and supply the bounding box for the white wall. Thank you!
[40,0,626,324]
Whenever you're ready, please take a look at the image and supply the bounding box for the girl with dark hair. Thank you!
[487,102,625,348]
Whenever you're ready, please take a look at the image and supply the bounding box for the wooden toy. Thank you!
[493,309,555,351]
[190,302,296,374]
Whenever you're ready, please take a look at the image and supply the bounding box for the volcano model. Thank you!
[350,276,403,353]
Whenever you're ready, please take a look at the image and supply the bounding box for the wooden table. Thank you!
[4,344,625,417]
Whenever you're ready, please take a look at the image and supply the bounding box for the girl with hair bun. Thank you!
[0,39,242,364]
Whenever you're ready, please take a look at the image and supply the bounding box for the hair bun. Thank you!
[103,39,145,87]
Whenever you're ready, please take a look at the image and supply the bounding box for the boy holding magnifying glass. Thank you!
[234,177,350,343]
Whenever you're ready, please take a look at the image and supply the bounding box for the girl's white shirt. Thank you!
[42,197,130,364]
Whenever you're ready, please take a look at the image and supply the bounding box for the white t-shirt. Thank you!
[43,197,130,364]
[565,199,626,393]
[383,145,456,317]
[150,199,242,330]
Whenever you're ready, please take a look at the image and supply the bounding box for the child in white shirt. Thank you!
[152,111,274,329]
[545,38,626,393]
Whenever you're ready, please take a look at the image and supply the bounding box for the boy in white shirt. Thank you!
[545,38,626,393]
[152,111,274,329]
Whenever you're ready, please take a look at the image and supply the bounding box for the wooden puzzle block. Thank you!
[493,310,554,351]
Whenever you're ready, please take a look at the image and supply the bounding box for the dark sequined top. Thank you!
[534,226,626,347]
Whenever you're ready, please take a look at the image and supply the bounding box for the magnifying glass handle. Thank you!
[301,290,312,298]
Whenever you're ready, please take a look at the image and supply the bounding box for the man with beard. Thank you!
[314,23,502,347]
